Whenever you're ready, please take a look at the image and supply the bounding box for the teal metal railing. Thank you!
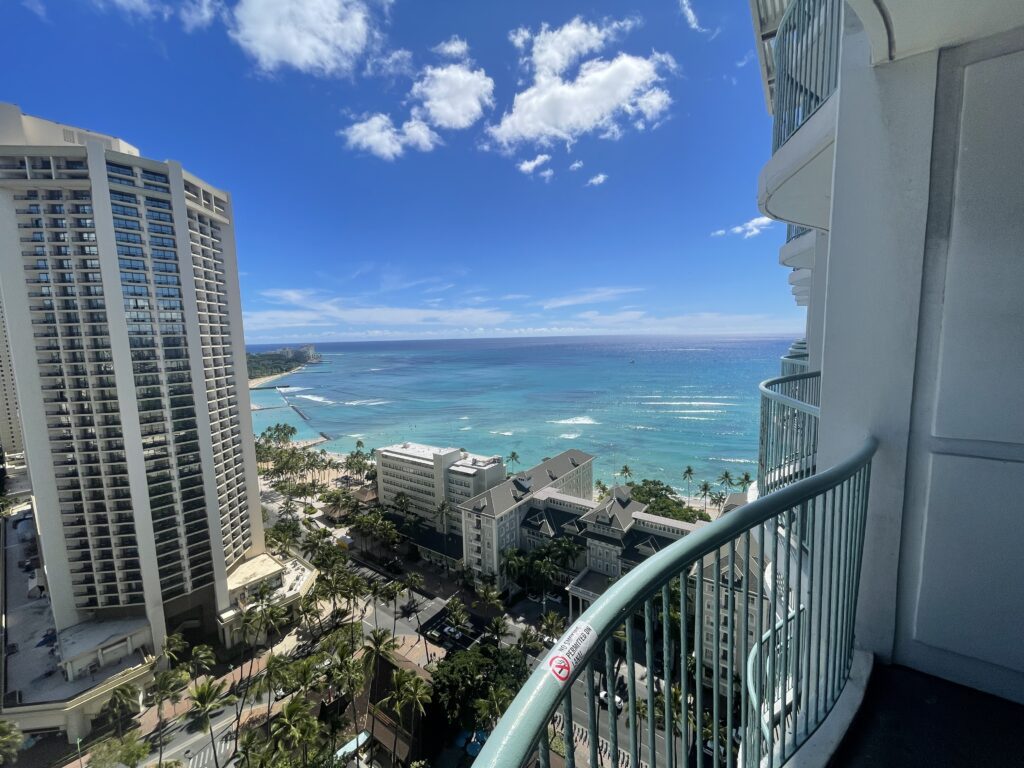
[759,372,820,496]
[779,354,809,377]
[786,224,811,242]
[772,0,843,152]
[474,437,875,768]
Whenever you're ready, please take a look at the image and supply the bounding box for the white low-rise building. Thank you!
[376,442,506,537]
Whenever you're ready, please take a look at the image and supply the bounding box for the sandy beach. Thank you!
[248,366,305,389]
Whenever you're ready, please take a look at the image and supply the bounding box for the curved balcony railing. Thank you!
[759,372,820,496]
[779,353,809,377]
[474,438,876,768]
[772,0,843,152]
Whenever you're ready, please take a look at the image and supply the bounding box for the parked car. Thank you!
[599,690,624,711]
[526,593,541,603]
[442,626,463,640]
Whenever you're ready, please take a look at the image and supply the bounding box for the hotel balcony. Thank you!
[756,0,841,230]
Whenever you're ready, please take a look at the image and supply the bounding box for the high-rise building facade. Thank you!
[0,294,23,456]
[0,103,265,651]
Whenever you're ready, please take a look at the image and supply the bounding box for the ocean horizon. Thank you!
[247,335,790,492]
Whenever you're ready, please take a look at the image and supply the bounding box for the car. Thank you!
[598,690,624,711]
[526,593,541,603]
[546,592,564,605]
[442,626,463,640]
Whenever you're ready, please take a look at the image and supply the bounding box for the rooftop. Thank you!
[0,102,140,155]
[378,441,502,471]
[3,516,147,705]
[225,552,286,592]
[460,449,594,518]
[58,616,149,664]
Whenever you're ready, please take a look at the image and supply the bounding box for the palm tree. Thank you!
[103,683,139,738]
[398,675,431,768]
[161,632,188,668]
[473,685,513,731]
[271,698,321,768]
[594,479,609,499]
[237,728,268,768]
[716,470,734,495]
[473,584,504,615]
[0,720,21,766]
[540,611,566,640]
[328,656,366,736]
[620,464,633,482]
[737,471,754,494]
[484,615,511,646]
[698,481,713,514]
[188,644,216,684]
[433,501,452,573]
[362,628,398,745]
[189,680,236,768]
[384,668,415,767]
[445,597,470,636]
[533,557,557,614]
[710,490,727,511]
[500,548,527,593]
[146,669,186,767]
[550,536,583,571]
[260,653,292,736]
[682,465,695,500]
[506,451,520,472]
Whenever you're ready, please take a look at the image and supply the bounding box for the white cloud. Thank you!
[569,160,584,171]
[527,16,638,78]
[517,153,551,174]
[714,216,775,238]
[489,17,675,148]
[541,286,640,309]
[432,35,469,59]
[410,63,494,129]
[539,168,554,182]
[736,50,755,68]
[678,0,706,33]
[180,0,222,31]
[92,0,166,14]
[230,0,372,77]
[341,113,441,160]
[585,173,608,187]
[366,48,414,77]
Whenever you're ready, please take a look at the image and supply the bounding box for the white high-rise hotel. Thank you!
[0,103,265,653]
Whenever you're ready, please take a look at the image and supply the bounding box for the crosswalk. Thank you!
[183,731,235,768]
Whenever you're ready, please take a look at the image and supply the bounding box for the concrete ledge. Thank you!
[782,649,874,768]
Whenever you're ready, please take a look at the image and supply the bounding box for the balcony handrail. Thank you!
[759,371,821,496]
[759,370,819,415]
[772,0,842,152]
[475,436,876,768]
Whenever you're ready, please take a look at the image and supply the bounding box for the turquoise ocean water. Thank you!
[248,336,789,491]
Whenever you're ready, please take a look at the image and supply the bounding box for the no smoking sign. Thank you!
[545,621,597,685]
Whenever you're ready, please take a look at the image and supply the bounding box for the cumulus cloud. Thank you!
[539,168,554,182]
[341,114,441,160]
[230,0,372,76]
[410,63,494,129]
[713,216,775,238]
[489,16,675,148]
[585,173,608,186]
[432,35,469,59]
[569,160,584,171]
[517,153,551,174]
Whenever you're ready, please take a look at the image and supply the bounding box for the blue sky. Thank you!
[3,0,802,343]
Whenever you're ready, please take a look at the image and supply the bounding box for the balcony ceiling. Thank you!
[850,0,1024,64]
[748,0,789,112]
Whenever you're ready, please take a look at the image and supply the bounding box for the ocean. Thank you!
[247,336,789,491]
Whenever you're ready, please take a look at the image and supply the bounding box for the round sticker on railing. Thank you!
[546,621,597,685]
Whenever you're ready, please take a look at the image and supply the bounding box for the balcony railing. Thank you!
[779,353,809,377]
[759,372,820,496]
[772,0,842,152]
[475,437,875,768]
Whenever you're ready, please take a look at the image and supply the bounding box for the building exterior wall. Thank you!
[0,296,24,456]
[0,104,262,649]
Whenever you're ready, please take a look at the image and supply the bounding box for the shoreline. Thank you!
[248,365,305,389]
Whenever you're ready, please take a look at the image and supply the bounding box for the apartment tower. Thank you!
[0,103,264,651]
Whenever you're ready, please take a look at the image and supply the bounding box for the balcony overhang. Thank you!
[780,226,816,268]
[759,94,837,230]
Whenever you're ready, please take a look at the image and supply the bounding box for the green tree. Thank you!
[188,644,216,684]
[698,481,713,515]
[484,615,511,646]
[271,698,321,768]
[474,584,504,615]
[161,632,188,668]
[473,685,513,731]
[540,611,566,639]
[433,501,453,573]
[88,732,150,768]
[620,464,633,482]
[682,465,695,500]
[362,628,398,746]
[102,683,139,738]
[189,680,236,768]
[716,470,734,495]
[0,719,21,766]
[737,471,754,494]
[146,669,187,768]
[506,451,520,472]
